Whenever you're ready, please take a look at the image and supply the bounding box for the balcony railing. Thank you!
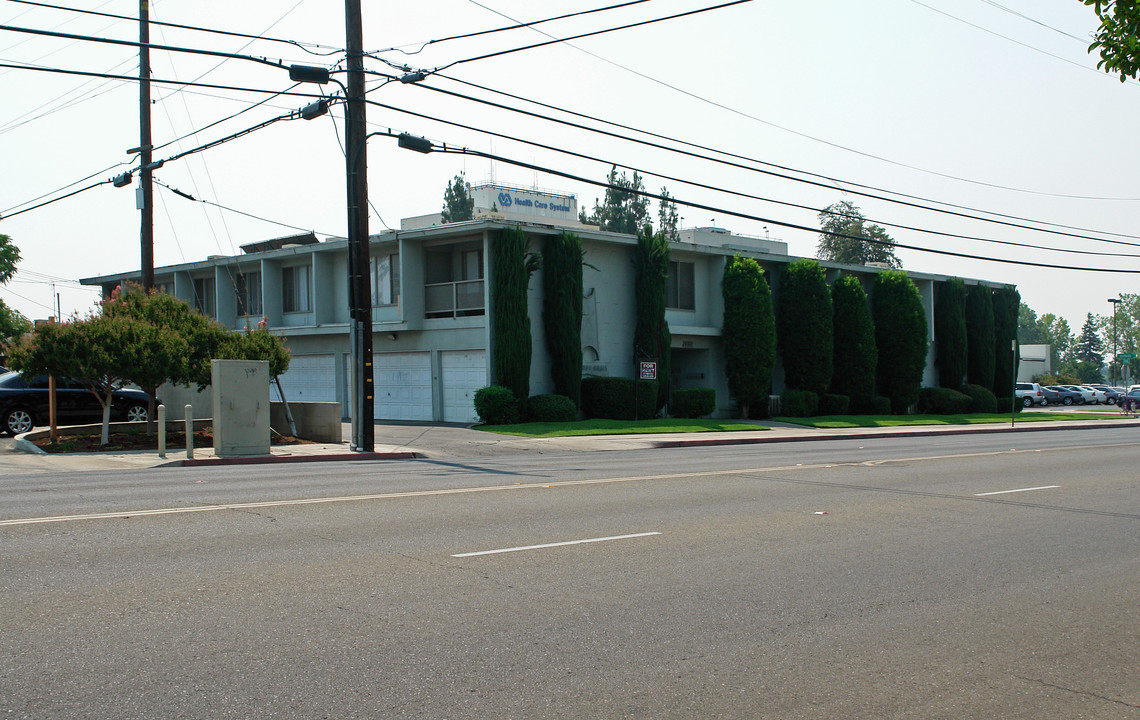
[425,279,485,318]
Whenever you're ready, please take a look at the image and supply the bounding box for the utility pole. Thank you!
[138,0,154,290]
[345,0,374,451]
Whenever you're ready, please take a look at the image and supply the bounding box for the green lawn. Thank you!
[477,418,768,438]
[775,412,1127,428]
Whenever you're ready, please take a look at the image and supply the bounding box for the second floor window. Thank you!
[282,264,311,313]
[370,253,400,306]
[236,271,262,317]
[193,277,216,317]
[667,261,695,310]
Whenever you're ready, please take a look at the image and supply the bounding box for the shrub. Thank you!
[918,387,973,414]
[995,396,1023,414]
[960,383,997,413]
[819,393,850,416]
[527,394,577,422]
[966,283,995,391]
[935,277,968,388]
[581,377,657,420]
[671,388,716,418]
[852,395,893,415]
[474,385,520,425]
[780,388,819,417]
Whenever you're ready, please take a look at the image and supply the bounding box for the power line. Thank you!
[368,0,659,56]
[3,0,344,56]
[0,61,328,98]
[153,180,339,238]
[391,75,1140,245]
[426,0,751,74]
[0,179,111,220]
[0,22,299,70]
[462,0,1138,201]
[385,130,1139,273]
[362,97,1140,259]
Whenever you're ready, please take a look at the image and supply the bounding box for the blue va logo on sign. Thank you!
[498,192,513,207]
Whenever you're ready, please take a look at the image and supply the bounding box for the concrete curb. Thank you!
[652,419,1130,449]
[179,451,418,467]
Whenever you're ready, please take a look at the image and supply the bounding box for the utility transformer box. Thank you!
[211,359,271,457]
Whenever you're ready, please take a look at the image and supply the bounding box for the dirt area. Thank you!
[31,428,313,453]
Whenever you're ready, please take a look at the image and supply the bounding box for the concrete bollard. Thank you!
[157,404,166,459]
[185,404,194,460]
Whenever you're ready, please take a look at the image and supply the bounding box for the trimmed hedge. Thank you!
[581,376,657,420]
[780,388,819,417]
[474,385,520,425]
[960,383,997,414]
[918,386,973,414]
[819,392,850,416]
[527,394,577,422]
[852,395,893,415]
[996,396,1023,414]
[671,388,716,418]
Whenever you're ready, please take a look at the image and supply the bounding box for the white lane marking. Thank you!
[452,532,661,558]
[974,485,1060,497]
[2,442,1117,528]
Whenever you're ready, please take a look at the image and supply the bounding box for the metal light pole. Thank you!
[1109,297,1122,386]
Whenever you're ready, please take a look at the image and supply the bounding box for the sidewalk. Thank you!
[5,413,1138,473]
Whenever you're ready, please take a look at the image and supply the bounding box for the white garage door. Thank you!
[374,351,433,421]
[441,349,486,423]
[277,354,337,402]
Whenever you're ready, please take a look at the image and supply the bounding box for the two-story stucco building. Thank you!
[82,183,969,423]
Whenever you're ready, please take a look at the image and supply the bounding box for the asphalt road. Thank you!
[2,429,1138,719]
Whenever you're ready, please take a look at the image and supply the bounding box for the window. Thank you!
[282,264,310,313]
[370,253,400,306]
[236,271,262,317]
[193,277,216,317]
[667,261,695,310]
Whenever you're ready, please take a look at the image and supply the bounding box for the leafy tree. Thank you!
[1017,302,1048,345]
[0,300,31,347]
[542,231,584,407]
[583,166,650,234]
[492,226,540,407]
[776,259,832,395]
[657,187,680,242]
[831,274,877,407]
[1075,312,1105,367]
[965,284,995,392]
[633,226,670,412]
[441,172,474,223]
[1082,0,1140,81]
[721,256,776,417]
[872,270,928,413]
[816,201,901,269]
[7,313,161,444]
[934,277,968,389]
[0,233,20,284]
[992,285,1021,398]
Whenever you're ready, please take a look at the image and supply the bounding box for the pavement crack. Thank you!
[1010,674,1140,709]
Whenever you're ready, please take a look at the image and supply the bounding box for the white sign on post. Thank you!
[639,361,657,380]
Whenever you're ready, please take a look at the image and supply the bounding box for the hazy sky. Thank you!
[1,0,1136,331]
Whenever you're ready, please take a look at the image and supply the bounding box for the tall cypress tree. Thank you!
[492,226,539,405]
[776,259,832,394]
[934,277,968,389]
[966,283,995,392]
[633,226,670,412]
[872,270,928,413]
[722,256,776,417]
[992,285,1021,398]
[542,231,584,407]
[831,274,876,408]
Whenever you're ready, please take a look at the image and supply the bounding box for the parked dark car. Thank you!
[0,371,150,435]
[1046,386,1083,406]
[1039,386,1061,405]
